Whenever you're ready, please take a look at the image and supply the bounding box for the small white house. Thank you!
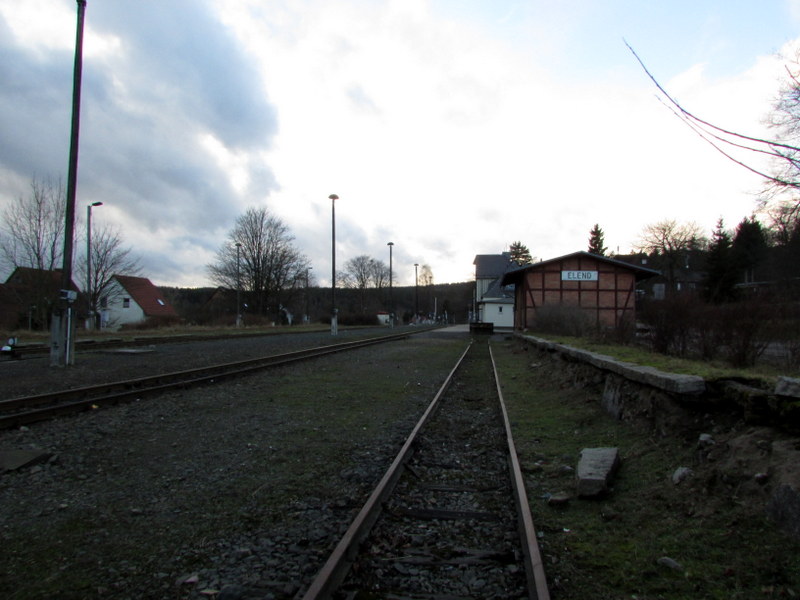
[473,253,515,329]
[100,275,178,330]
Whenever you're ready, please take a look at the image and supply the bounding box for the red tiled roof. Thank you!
[113,275,178,318]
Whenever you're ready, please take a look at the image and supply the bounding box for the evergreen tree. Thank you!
[731,217,768,284]
[703,218,737,303]
[508,241,533,265]
[587,224,607,256]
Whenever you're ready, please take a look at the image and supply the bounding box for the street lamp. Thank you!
[305,267,312,324]
[387,242,394,328]
[414,263,419,323]
[329,194,338,336]
[86,201,103,329]
[235,242,242,327]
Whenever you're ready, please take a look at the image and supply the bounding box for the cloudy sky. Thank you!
[1,0,799,288]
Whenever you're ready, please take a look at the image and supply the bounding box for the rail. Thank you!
[301,340,550,599]
[0,330,421,429]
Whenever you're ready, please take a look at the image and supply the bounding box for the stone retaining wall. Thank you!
[515,333,800,434]
[514,332,800,539]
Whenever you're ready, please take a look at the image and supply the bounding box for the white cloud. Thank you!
[1,0,798,289]
[236,1,795,284]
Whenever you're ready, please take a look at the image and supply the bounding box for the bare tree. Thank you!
[0,176,69,329]
[635,219,706,292]
[418,264,434,317]
[419,264,433,287]
[343,255,374,313]
[369,259,389,290]
[343,255,373,290]
[765,200,800,245]
[766,50,800,201]
[627,42,800,202]
[0,176,66,272]
[341,255,391,313]
[78,223,142,327]
[208,206,309,320]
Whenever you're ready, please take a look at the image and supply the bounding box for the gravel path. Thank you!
[0,328,470,599]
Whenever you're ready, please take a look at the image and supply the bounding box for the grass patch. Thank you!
[526,333,798,382]
[492,339,800,599]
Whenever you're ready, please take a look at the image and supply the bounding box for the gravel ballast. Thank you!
[0,329,470,599]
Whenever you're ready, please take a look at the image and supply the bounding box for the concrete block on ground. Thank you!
[576,447,620,497]
[0,449,52,471]
[776,377,800,399]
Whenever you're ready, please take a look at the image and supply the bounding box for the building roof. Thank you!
[479,276,515,303]
[501,251,660,286]
[473,252,513,279]
[114,275,178,318]
[5,266,80,291]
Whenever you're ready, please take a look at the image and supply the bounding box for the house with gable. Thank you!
[1,267,80,330]
[473,252,516,329]
[100,274,178,330]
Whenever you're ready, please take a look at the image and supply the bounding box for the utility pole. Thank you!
[414,263,419,323]
[235,242,242,327]
[51,0,87,367]
[329,194,338,336]
[387,242,394,327]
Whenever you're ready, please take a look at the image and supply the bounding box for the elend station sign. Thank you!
[561,270,598,281]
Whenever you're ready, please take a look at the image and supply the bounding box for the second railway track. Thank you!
[0,330,419,429]
[302,340,549,600]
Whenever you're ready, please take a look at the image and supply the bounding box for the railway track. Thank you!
[0,330,419,429]
[3,326,393,359]
[302,340,550,600]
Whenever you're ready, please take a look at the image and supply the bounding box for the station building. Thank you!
[500,251,658,330]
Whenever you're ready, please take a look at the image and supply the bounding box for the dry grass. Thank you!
[492,338,800,599]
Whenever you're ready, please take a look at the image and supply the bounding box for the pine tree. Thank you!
[508,241,533,265]
[587,224,607,256]
[731,217,768,284]
[704,218,737,303]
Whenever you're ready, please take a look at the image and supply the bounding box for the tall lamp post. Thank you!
[86,201,102,329]
[414,263,419,323]
[387,242,394,328]
[235,242,242,327]
[305,267,312,324]
[329,194,338,336]
[51,0,88,367]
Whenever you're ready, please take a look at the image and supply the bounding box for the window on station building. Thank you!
[122,298,130,308]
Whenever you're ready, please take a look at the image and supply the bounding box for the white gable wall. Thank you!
[100,279,146,330]
[479,301,514,328]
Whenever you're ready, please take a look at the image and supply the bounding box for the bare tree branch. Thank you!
[625,40,800,193]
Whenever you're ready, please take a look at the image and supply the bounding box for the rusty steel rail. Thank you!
[4,327,406,359]
[0,331,416,429]
[301,341,551,600]
[490,343,551,600]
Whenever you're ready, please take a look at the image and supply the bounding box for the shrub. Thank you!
[639,295,697,357]
[120,315,183,331]
[592,312,636,345]
[720,299,771,368]
[531,304,593,337]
